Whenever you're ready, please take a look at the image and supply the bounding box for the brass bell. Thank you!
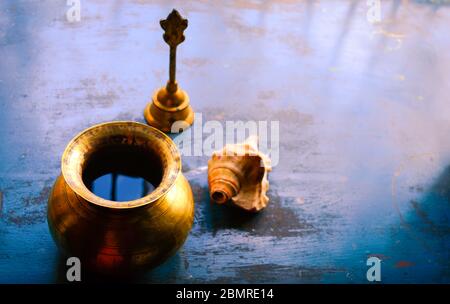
[144,9,194,133]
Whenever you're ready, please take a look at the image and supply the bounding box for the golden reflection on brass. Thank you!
[47,121,194,275]
[144,9,194,133]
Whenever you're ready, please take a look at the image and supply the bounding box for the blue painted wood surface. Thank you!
[0,0,449,283]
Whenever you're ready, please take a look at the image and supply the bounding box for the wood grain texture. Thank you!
[0,0,449,283]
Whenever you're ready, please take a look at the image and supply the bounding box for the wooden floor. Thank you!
[0,0,449,283]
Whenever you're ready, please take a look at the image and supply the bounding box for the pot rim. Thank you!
[61,121,181,209]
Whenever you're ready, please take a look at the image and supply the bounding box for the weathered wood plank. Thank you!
[0,0,449,283]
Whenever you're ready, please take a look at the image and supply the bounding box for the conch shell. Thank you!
[207,136,271,212]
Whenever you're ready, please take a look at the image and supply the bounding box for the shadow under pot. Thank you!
[47,121,194,276]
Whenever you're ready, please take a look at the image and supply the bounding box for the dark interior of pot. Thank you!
[82,144,164,202]
[62,122,181,207]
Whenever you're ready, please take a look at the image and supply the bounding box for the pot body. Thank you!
[47,121,194,275]
[48,173,194,274]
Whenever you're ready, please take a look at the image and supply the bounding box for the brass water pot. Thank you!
[47,121,194,275]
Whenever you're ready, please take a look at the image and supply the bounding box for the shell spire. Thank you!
[207,135,272,212]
